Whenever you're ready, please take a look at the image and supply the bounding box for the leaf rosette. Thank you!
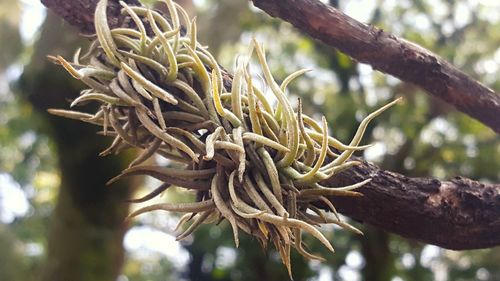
[48,0,399,275]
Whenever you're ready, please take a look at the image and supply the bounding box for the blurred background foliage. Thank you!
[0,0,499,280]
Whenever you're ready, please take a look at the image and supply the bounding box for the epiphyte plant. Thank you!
[48,0,400,276]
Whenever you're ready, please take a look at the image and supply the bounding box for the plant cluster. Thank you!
[49,0,399,275]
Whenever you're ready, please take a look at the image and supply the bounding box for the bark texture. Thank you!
[251,0,500,134]
[40,0,500,251]
[325,157,500,250]
[40,0,140,34]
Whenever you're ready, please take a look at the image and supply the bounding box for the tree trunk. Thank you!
[19,11,132,281]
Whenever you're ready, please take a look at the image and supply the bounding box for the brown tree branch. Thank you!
[251,0,500,134]
[325,156,500,250]
[40,0,500,250]
[40,0,140,34]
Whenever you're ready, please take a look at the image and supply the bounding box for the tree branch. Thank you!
[251,0,500,134]
[40,0,140,34]
[324,156,500,250]
[40,0,500,250]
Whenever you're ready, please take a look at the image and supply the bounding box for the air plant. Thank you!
[48,0,400,276]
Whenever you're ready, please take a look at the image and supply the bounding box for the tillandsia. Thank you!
[48,0,401,276]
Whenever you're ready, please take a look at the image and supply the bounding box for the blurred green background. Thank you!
[0,0,499,280]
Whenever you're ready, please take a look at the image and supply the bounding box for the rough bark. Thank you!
[325,156,500,250]
[251,0,500,134]
[40,0,500,250]
[40,0,140,34]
